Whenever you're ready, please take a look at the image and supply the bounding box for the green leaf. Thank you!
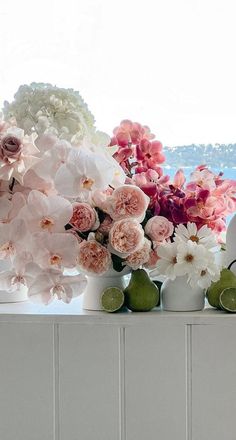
[111,254,125,272]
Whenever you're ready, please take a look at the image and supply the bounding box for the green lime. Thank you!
[101,287,125,313]
[219,287,236,313]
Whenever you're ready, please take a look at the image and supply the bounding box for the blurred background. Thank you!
[0,0,236,155]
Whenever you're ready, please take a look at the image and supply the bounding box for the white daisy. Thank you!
[175,241,208,276]
[150,242,178,280]
[188,262,221,289]
[174,222,217,249]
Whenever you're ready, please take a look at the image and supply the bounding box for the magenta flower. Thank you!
[110,119,165,177]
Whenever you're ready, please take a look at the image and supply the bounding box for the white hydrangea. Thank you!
[3,83,95,143]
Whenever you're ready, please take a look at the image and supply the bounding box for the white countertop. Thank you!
[0,295,235,325]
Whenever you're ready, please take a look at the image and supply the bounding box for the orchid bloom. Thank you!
[54,148,116,199]
[18,190,73,233]
[31,232,79,269]
[0,192,26,224]
[0,218,27,260]
[28,270,87,304]
[0,254,41,292]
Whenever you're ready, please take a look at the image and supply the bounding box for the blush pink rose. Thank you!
[125,238,151,270]
[145,216,174,243]
[70,203,98,232]
[144,249,160,269]
[0,135,23,160]
[77,240,112,275]
[108,185,149,222]
[66,228,84,243]
[109,218,144,256]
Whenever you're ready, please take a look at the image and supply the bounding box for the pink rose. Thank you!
[109,218,144,256]
[0,135,22,160]
[145,216,174,243]
[108,185,149,222]
[125,238,151,270]
[77,240,112,275]
[66,228,84,243]
[70,203,98,232]
[144,249,160,269]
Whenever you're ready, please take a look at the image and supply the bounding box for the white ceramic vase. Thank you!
[83,266,131,311]
[225,213,236,274]
[161,275,205,311]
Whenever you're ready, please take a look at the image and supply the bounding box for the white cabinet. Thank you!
[0,300,235,440]
[58,325,120,440]
[125,324,187,440]
[0,323,54,440]
[192,324,236,440]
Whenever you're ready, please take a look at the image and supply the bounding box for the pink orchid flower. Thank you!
[28,270,87,305]
[0,192,26,224]
[136,139,165,169]
[18,190,73,233]
[0,254,41,292]
[0,218,28,260]
[32,232,79,269]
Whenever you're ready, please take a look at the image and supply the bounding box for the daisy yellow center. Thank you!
[185,254,194,262]
[40,217,55,230]
[81,177,94,190]
[50,254,62,266]
[189,235,199,243]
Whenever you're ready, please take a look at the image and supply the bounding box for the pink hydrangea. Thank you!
[109,218,144,257]
[145,216,174,244]
[77,240,112,275]
[70,203,98,232]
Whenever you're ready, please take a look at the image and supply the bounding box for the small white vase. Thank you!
[161,276,205,312]
[226,213,236,274]
[83,266,131,311]
[0,285,28,303]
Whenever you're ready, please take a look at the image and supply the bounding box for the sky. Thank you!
[0,0,236,146]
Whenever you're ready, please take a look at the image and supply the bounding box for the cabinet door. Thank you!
[59,325,120,440]
[125,324,187,440]
[0,323,54,440]
[192,325,236,440]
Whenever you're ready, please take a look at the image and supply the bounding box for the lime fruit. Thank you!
[219,287,236,313]
[101,287,125,313]
[206,268,236,309]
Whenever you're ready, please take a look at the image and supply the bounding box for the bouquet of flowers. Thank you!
[0,83,235,306]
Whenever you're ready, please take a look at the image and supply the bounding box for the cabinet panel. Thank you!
[59,325,120,440]
[125,324,187,440]
[0,323,54,440]
[192,325,236,440]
